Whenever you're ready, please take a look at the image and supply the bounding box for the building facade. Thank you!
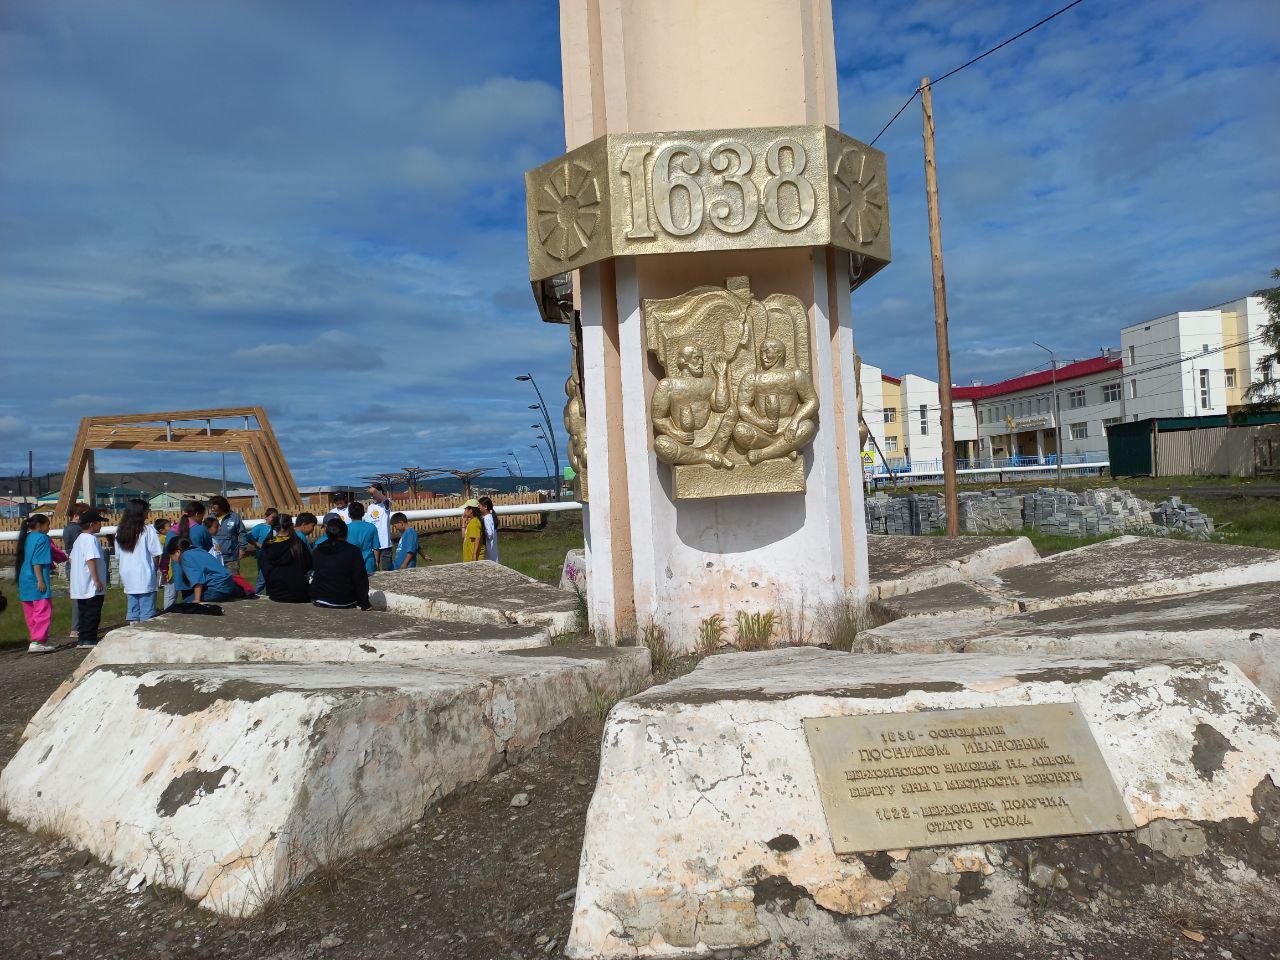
[957,354,1124,463]
[1121,295,1274,421]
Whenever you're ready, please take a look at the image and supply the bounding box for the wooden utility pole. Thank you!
[921,76,960,536]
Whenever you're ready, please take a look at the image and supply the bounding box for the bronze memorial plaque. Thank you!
[803,704,1135,853]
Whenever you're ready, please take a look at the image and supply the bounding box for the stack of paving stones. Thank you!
[955,488,1025,533]
[1150,496,1215,538]
[865,485,1215,540]
[908,493,946,535]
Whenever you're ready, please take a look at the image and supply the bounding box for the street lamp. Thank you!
[516,374,561,499]
[507,450,524,480]
[528,443,551,477]
[1033,341,1063,488]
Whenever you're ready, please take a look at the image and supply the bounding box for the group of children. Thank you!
[13,485,500,654]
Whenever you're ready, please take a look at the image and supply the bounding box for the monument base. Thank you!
[567,649,1280,958]
[2,647,650,918]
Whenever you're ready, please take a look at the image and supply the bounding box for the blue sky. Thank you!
[2,0,1277,486]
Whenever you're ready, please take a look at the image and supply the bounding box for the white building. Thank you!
[1121,295,1274,420]
[958,354,1124,463]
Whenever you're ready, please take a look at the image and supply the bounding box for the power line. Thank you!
[869,0,1088,146]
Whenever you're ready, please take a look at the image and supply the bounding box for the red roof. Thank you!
[951,356,1122,401]
[881,374,901,385]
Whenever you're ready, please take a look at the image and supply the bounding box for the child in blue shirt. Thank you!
[344,501,380,574]
[392,513,422,569]
[249,508,279,589]
[167,538,245,602]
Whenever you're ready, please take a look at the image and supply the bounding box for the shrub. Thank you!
[734,610,776,651]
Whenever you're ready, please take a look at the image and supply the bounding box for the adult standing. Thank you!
[478,496,500,564]
[61,503,88,640]
[69,509,108,648]
[208,496,247,574]
[17,513,54,653]
[365,483,393,571]
[115,499,163,624]
[324,492,352,524]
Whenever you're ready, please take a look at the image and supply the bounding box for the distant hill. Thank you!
[0,471,247,497]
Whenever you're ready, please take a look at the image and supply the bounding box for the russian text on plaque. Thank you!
[804,703,1136,853]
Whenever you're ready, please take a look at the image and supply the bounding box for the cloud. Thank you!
[2,0,1277,483]
[232,329,383,371]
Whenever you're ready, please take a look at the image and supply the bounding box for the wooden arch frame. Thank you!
[54,406,300,519]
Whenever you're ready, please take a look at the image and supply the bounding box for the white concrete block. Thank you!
[2,647,650,918]
[568,648,1280,958]
[370,561,580,634]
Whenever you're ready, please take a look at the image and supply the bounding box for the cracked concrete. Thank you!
[567,648,1280,958]
[858,581,1280,703]
[872,535,1280,621]
[1,647,650,917]
[369,561,580,633]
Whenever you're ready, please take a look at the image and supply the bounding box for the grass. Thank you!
[417,512,584,582]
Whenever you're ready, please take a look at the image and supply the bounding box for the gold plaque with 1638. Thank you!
[804,703,1136,854]
[525,124,891,288]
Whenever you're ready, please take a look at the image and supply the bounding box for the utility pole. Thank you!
[1033,342,1064,488]
[921,77,959,536]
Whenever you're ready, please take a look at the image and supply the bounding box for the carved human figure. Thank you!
[564,373,587,475]
[651,344,738,468]
[732,337,819,465]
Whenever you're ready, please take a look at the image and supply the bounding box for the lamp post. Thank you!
[529,443,551,478]
[1033,341,1063,488]
[507,450,524,481]
[530,423,555,465]
[516,374,561,499]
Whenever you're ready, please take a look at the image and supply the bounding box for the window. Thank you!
[1102,382,1121,403]
[883,406,896,424]
[1199,369,1211,409]
[919,404,928,435]
[1225,368,1237,388]
[1127,345,1135,365]
[1103,417,1121,428]
[1129,379,1138,399]
[885,436,898,452]
[978,409,985,424]
[1068,388,1086,409]
[1069,422,1088,440]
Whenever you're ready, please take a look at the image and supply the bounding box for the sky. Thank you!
[2,0,1278,487]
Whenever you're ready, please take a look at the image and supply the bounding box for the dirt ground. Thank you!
[2,645,1278,960]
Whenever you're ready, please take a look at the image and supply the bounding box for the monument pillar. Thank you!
[531,0,891,645]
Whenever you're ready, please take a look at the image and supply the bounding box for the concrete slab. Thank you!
[23,603,550,739]
[371,561,580,634]
[860,582,1280,703]
[866,534,1040,600]
[873,535,1280,621]
[1,645,651,918]
[568,648,1280,958]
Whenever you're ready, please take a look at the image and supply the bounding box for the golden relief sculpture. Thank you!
[564,317,588,502]
[644,276,818,499]
[855,353,869,450]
